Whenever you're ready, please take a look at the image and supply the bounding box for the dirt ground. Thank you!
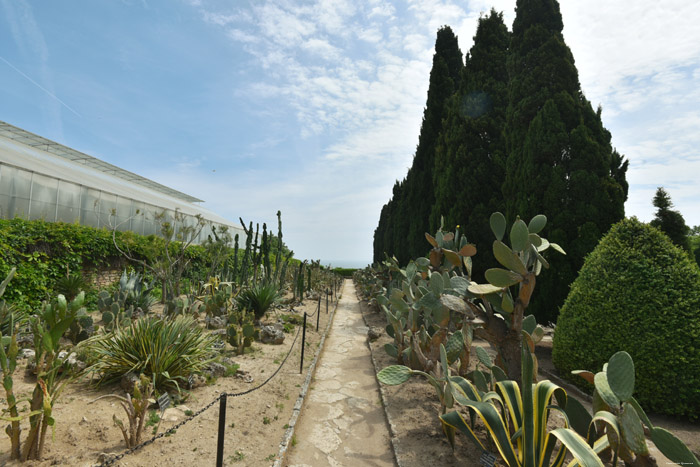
[358,295,700,466]
[0,291,340,467]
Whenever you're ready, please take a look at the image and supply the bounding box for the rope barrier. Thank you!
[98,321,304,466]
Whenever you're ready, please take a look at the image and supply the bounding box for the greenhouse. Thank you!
[0,120,245,244]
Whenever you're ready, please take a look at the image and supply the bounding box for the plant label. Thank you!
[480,451,497,467]
[157,393,171,411]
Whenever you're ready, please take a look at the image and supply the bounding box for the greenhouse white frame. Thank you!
[0,120,246,244]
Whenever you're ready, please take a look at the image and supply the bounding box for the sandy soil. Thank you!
[358,297,486,466]
[359,295,700,466]
[0,292,338,467]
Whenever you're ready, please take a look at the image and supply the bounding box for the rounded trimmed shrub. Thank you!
[552,217,700,419]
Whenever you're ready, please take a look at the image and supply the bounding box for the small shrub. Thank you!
[55,271,90,301]
[236,282,280,320]
[553,217,700,419]
[85,315,217,392]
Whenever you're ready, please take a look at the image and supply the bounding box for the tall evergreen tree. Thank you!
[372,26,463,264]
[431,10,510,280]
[503,0,628,323]
[650,187,691,251]
[404,26,463,260]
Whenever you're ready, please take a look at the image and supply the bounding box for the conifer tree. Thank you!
[404,26,463,260]
[372,26,463,263]
[503,0,628,323]
[651,187,690,251]
[431,10,510,280]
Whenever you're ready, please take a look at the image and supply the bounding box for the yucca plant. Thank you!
[439,344,605,467]
[236,282,280,320]
[85,315,216,392]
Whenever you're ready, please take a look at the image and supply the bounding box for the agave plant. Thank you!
[236,282,280,320]
[439,344,605,467]
[85,315,217,392]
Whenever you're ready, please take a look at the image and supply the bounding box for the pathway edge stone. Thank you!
[356,289,404,467]
[274,283,344,467]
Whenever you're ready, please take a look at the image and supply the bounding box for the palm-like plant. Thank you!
[85,315,216,392]
[236,282,280,320]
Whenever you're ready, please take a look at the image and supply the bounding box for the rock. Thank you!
[16,333,33,348]
[66,352,87,372]
[58,350,68,360]
[120,373,140,394]
[367,327,384,341]
[260,323,285,345]
[206,316,226,330]
[236,369,254,384]
[80,416,88,425]
[210,328,227,336]
[162,407,181,422]
[18,348,35,360]
[203,362,226,378]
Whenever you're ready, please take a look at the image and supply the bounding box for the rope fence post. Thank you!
[326,288,329,314]
[316,296,320,332]
[216,393,227,467]
[300,312,307,374]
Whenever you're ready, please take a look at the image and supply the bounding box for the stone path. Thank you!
[285,280,395,467]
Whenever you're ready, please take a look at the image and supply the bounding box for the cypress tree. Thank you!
[404,26,463,260]
[431,10,510,280]
[372,26,463,264]
[650,187,691,251]
[503,0,628,323]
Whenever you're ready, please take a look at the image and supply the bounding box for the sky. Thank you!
[1,1,699,268]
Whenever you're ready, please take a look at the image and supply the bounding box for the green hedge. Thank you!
[0,218,214,311]
[332,267,357,278]
[552,217,700,419]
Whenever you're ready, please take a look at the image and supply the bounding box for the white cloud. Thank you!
[181,0,700,260]
[301,38,341,61]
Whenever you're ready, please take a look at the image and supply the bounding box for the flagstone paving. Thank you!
[285,280,395,467]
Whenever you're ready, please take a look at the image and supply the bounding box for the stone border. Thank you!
[274,281,345,467]
[356,290,403,467]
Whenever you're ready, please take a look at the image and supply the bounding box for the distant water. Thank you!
[323,259,371,269]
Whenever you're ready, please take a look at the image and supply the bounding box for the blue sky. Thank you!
[1,1,699,267]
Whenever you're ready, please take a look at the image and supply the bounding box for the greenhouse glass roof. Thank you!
[0,120,203,203]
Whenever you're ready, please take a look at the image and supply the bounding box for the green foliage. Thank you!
[5,292,83,460]
[227,308,258,355]
[97,271,155,329]
[54,271,91,301]
[236,282,280,321]
[553,217,700,419]
[373,2,628,327]
[332,267,357,278]
[376,212,561,383]
[201,277,233,318]
[440,345,603,467]
[66,309,96,344]
[567,351,699,466]
[374,26,463,265]
[102,375,153,448]
[430,10,510,282]
[503,0,628,324]
[0,218,117,311]
[650,187,691,251]
[0,218,219,312]
[85,315,217,393]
